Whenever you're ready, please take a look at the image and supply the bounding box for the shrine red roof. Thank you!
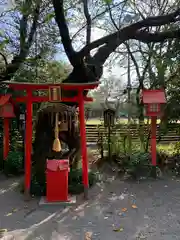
[2,81,100,91]
[142,89,166,104]
[0,94,11,106]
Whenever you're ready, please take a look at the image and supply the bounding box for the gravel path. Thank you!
[1,174,180,240]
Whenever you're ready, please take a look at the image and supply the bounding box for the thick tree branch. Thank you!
[1,1,41,81]
[92,41,123,65]
[19,0,34,51]
[52,0,77,66]
[133,29,180,43]
[80,8,180,57]
[0,52,8,66]
[19,14,28,50]
[82,0,91,50]
[20,2,41,59]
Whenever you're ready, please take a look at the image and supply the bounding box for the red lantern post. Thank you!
[142,89,167,167]
[0,95,15,160]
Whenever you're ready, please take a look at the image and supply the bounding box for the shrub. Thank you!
[0,148,3,171]
[30,173,46,196]
[4,151,24,175]
[68,169,98,194]
[125,152,151,179]
[170,142,180,175]
[174,142,180,155]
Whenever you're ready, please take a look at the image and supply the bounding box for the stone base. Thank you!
[24,189,32,202]
[39,196,76,206]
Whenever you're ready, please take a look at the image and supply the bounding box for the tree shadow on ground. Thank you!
[1,174,180,240]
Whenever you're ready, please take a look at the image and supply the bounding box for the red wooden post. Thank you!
[151,116,157,166]
[24,90,33,197]
[3,118,9,160]
[142,89,167,169]
[78,91,89,199]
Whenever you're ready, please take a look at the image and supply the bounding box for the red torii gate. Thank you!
[2,81,99,199]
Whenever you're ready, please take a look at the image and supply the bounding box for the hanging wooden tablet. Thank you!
[59,111,68,131]
[60,122,68,131]
[52,112,61,152]
[49,86,61,102]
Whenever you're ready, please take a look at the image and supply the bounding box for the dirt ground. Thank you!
[0,172,180,240]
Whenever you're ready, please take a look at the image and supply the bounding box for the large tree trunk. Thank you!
[32,109,81,185]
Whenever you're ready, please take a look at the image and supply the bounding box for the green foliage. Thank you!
[103,0,113,4]
[30,168,98,197]
[111,134,124,156]
[169,142,180,176]
[0,148,3,171]
[100,128,138,159]
[30,173,46,197]
[44,12,55,23]
[10,120,23,152]
[174,142,180,155]
[4,151,24,176]
[68,169,98,194]
[14,60,70,84]
[126,152,153,179]
[0,39,9,50]
[98,129,166,179]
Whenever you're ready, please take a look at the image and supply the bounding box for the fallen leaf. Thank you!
[119,194,125,200]
[5,213,12,217]
[0,229,7,233]
[85,231,93,240]
[12,208,18,212]
[131,204,138,209]
[113,227,124,232]
[122,208,127,212]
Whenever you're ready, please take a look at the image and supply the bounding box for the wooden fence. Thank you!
[85,123,180,144]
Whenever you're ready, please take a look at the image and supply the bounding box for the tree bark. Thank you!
[33,107,81,185]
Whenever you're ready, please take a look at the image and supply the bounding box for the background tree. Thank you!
[0,0,60,80]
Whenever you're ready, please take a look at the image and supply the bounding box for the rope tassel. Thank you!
[52,112,61,152]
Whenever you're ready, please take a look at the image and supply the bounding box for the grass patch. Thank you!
[157,143,175,155]
[86,118,162,125]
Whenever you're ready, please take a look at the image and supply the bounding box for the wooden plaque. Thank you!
[48,86,61,102]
